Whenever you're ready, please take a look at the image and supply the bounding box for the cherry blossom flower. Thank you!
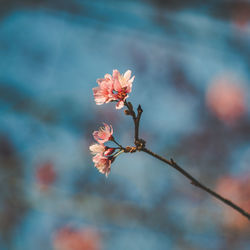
[93,154,111,177]
[93,123,113,144]
[93,69,135,109]
[93,73,115,105]
[112,69,135,109]
[53,226,100,250]
[90,123,117,176]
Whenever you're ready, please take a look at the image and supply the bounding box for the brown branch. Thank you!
[142,147,250,220]
[135,105,143,141]
[124,102,250,221]
[124,101,143,144]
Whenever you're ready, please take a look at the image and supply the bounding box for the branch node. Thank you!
[191,181,198,186]
[125,146,137,153]
[127,102,133,110]
[135,139,146,151]
[170,158,176,165]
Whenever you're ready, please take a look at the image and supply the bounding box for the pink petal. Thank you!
[92,154,101,163]
[103,123,113,135]
[113,79,122,92]
[124,70,131,81]
[92,131,100,143]
[93,155,111,177]
[112,69,119,78]
[116,100,124,109]
[104,73,112,80]
[128,75,135,84]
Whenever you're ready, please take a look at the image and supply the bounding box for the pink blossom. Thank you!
[216,175,250,231]
[53,226,100,250]
[36,162,56,190]
[93,73,115,105]
[93,123,113,144]
[93,69,135,109]
[206,76,246,124]
[93,154,111,177]
[112,69,135,109]
[89,143,105,155]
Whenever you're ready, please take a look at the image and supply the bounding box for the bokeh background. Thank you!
[0,0,250,249]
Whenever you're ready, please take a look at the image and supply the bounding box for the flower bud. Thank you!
[104,148,115,156]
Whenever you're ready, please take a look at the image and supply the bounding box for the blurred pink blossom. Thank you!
[206,76,246,124]
[53,226,100,250]
[216,175,250,231]
[231,2,250,31]
[92,154,111,177]
[93,123,113,144]
[36,162,56,190]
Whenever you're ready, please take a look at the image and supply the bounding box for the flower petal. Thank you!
[124,70,131,81]
[116,100,124,109]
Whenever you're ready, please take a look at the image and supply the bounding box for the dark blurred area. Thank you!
[0,0,249,249]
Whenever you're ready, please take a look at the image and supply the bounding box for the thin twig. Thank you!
[135,105,143,141]
[124,102,250,221]
[111,136,123,149]
[124,100,143,144]
[142,147,250,220]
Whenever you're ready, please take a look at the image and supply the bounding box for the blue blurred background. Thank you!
[0,0,250,249]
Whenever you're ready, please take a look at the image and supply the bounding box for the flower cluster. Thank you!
[90,69,135,176]
[90,69,250,224]
[93,69,135,109]
[89,123,116,177]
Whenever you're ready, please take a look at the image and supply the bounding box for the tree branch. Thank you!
[142,147,250,220]
[124,102,250,221]
[135,105,143,142]
[124,101,143,144]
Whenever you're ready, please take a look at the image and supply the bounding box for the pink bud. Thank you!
[104,148,115,156]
